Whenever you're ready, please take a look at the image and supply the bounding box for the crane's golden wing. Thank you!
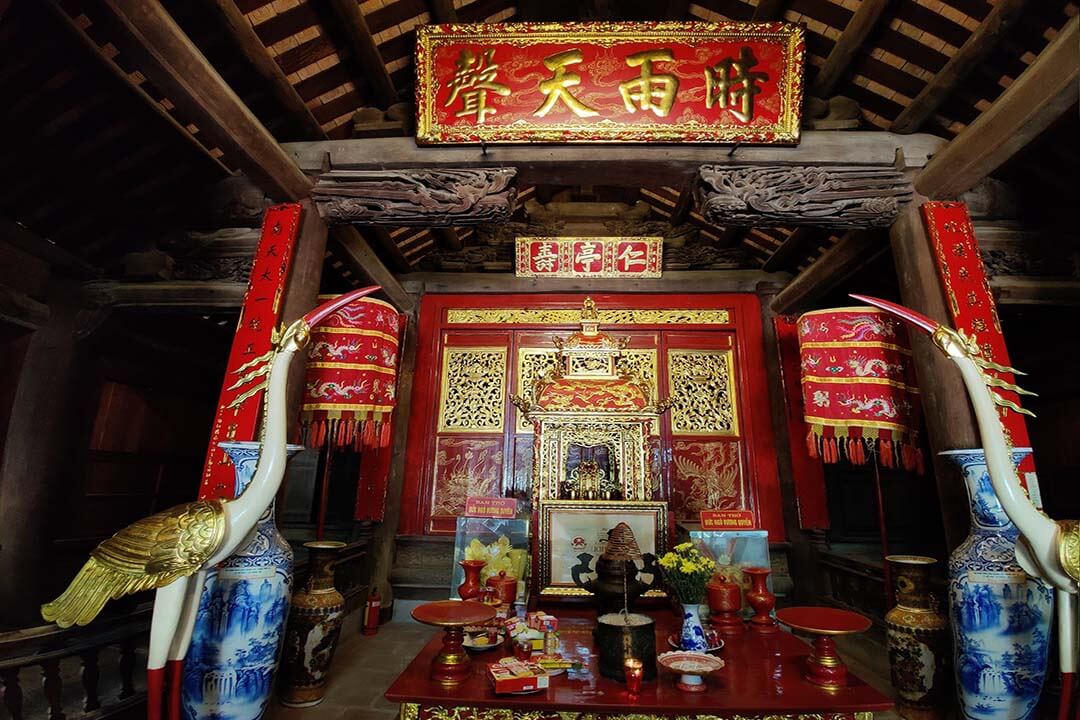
[41,500,227,628]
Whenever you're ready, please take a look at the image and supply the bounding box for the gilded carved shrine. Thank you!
[512,298,670,504]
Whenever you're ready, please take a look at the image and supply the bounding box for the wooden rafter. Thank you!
[810,0,891,98]
[93,0,311,201]
[203,0,328,140]
[666,0,691,21]
[323,0,398,109]
[363,227,414,274]
[752,0,789,21]
[427,0,459,23]
[668,184,694,226]
[44,0,232,177]
[330,226,416,312]
[762,227,817,273]
[890,0,1028,134]
[770,230,887,314]
[432,228,464,251]
[917,15,1079,199]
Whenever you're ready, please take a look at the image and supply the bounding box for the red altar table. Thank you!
[386,610,892,720]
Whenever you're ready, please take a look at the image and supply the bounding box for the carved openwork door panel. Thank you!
[663,334,745,522]
[428,335,510,531]
[401,295,782,538]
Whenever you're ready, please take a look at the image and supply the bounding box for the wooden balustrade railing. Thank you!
[0,607,150,720]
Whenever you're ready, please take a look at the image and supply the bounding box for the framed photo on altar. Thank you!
[538,500,668,597]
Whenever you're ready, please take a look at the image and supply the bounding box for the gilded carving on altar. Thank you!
[447,308,731,325]
[515,349,658,432]
[431,437,503,518]
[438,347,507,433]
[667,349,738,436]
[671,440,744,521]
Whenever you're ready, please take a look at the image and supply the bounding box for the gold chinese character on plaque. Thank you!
[704,47,768,122]
[445,48,511,123]
[535,49,599,118]
[619,50,678,117]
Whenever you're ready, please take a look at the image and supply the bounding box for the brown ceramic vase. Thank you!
[278,541,347,708]
[884,555,948,720]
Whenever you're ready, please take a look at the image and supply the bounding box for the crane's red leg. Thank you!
[146,667,165,720]
[166,660,183,720]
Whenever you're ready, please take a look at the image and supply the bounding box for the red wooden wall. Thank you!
[400,293,785,541]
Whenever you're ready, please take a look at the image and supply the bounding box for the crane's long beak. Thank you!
[849,294,941,336]
[302,286,383,328]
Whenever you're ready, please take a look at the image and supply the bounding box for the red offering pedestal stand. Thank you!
[412,601,497,686]
[775,607,872,690]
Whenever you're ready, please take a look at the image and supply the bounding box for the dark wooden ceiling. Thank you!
[0,0,1075,277]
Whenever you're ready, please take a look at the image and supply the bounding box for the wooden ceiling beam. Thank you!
[762,227,817,273]
[203,0,328,140]
[770,230,887,314]
[668,184,694,226]
[917,15,1079,199]
[810,0,891,98]
[93,0,312,201]
[891,0,1028,134]
[324,0,398,109]
[364,227,414,274]
[752,0,789,21]
[44,0,232,177]
[329,226,416,312]
[666,0,691,21]
[286,132,946,186]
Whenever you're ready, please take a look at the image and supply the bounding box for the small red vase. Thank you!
[707,574,745,635]
[457,560,486,600]
[743,566,777,633]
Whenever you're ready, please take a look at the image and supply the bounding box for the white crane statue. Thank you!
[852,294,1080,720]
[40,286,382,720]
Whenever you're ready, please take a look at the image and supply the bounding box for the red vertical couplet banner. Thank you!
[198,203,304,500]
[920,201,1041,503]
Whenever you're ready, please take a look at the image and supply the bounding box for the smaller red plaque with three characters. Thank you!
[516,236,663,278]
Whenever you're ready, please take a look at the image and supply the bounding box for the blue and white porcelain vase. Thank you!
[181,441,303,720]
[943,448,1052,720]
[679,602,709,651]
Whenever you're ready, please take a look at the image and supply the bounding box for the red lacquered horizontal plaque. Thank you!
[464,496,518,518]
[775,606,872,635]
[700,509,756,529]
[415,21,805,145]
[412,600,497,628]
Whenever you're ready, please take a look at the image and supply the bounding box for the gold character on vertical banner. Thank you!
[438,347,507,432]
[667,349,739,436]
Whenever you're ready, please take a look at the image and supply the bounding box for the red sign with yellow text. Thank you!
[416,22,804,145]
[700,510,756,530]
[465,496,518,518]
[516,237,662,277]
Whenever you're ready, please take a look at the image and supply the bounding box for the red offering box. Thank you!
[487,659,549,694]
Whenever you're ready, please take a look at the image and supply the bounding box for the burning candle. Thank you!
[624,658,644,695]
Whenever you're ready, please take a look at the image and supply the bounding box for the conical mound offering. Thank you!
[603,522,642,561]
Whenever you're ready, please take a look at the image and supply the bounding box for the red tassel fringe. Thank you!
[806,429,924,474]
[301,415,394,451]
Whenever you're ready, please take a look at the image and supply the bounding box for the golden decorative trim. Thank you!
[801,375,921,393]
[1058,519,1080,584]
[447,308,731,325]
[798,340,912,356]
[667,349,739,437]
[316,294,400,312]
[301,403,393,413]
[804,416,917,433]
[411,704,875,720]
[308,362,395,374]
[437,347,508,433]
[318,327,400,344]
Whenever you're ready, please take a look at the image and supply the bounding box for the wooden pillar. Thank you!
[279,199,329,439]
[757,287,823,604]
[0,285,98,628]
[889,200,977,550]
[366,303,419,615]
